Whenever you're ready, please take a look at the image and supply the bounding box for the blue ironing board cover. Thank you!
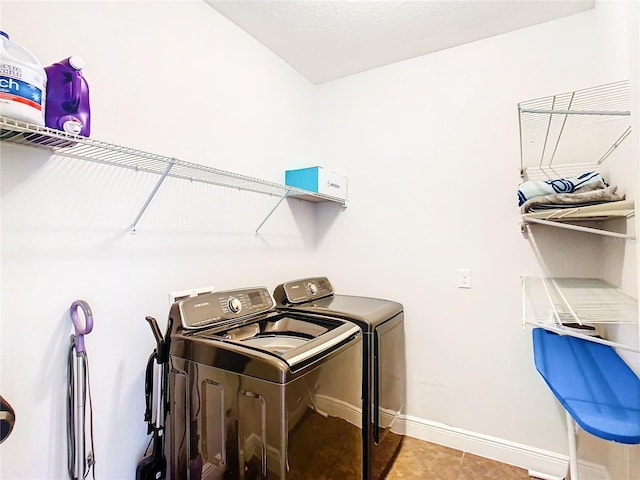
[532,328,640,444]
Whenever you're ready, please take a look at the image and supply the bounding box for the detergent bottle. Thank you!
[0,31,47,125]
[45,56,91,136]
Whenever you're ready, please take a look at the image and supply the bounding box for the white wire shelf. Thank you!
[0,116,346,233]
[521,200,635,239]
[519,80,631,177]
[522,276,639,352]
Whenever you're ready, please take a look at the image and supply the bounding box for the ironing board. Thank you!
[532,328,640,479]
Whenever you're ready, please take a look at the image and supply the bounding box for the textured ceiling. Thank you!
[206,0,595,84]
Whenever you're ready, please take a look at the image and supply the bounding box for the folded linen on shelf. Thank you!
[527,201,610,212]
[517,171,607,206]
[520,185,625,213]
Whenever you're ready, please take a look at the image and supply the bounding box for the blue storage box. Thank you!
[285,167,348,201]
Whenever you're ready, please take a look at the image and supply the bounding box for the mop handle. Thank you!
[70,300,93,353]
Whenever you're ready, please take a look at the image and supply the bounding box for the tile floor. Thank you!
[385,436,532,480]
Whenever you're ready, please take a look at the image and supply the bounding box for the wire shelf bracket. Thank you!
[255,191,290,236]
[130,161,174,235]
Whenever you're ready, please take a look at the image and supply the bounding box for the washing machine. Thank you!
[164,286,364,480]
[273,277,406,480]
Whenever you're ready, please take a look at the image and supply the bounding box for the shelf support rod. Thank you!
[255,191,290,236]
[548,92,575,168]
[521,108,631,116]
[597,126,632,164]
[130,161,174,234]
[518,106,525,177]
[523,217,636,240]
[539,95,557,169]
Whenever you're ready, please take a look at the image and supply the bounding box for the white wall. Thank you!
[309,0,636,475]
[1,1,638,479]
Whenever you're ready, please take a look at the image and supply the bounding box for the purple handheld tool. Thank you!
[70,300,93,353]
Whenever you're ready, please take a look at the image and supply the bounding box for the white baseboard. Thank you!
[395,414,610,480]
[526,470,564,480]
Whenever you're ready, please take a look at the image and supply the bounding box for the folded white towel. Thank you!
[517,172,607,206]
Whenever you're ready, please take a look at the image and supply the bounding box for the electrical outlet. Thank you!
[458,269,471,289]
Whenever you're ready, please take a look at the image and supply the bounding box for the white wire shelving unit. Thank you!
[0,116,347,234]
[518,80,635,238]
[519,80,631,178]
[522,276,639,352]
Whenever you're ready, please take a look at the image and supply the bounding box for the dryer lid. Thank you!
[285,295,403,327]
[274,277,403,327]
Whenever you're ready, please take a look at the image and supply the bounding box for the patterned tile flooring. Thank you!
[385,436,532,480]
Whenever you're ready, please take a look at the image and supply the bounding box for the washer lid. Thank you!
[279,294,403,327]
[178,312,361,378]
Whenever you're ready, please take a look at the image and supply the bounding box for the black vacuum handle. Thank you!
[145,316,164,351]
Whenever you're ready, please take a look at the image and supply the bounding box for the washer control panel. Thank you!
[178,287,275,329]
[273,277,334,304]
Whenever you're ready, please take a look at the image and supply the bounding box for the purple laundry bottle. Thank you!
[44,56,91,136]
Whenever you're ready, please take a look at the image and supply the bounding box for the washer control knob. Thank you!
[227,297,242,314]
[307,283,318,295]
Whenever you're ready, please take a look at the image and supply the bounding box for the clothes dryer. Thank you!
[164,286,364,480]
[273,278,406,480]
